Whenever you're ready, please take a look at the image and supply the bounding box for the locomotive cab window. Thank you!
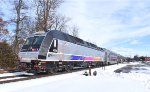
[49,39,58,53]
[21,36,45,52]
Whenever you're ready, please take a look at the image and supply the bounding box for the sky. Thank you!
[58,0,150,57]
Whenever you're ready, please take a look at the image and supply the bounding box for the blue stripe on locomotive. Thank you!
[70,55,84,60]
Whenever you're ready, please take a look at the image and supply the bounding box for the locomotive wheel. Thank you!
[48,69,54,74]
[65,67,70,72]
[65,65,73,72]
[48,68,58,74]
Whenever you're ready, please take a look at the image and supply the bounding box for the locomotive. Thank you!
[19,30,125,73]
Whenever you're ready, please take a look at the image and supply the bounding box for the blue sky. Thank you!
[58,0,150,57]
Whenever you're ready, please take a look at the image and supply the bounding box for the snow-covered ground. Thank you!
[0,62,150,92]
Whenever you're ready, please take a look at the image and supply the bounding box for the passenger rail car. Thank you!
[19,30,106,73]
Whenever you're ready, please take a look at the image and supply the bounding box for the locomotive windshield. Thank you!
[21,36,45,52]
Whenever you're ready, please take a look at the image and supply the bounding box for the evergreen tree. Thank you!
[0,42,18,68]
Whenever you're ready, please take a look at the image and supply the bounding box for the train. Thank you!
[18,30,125,73]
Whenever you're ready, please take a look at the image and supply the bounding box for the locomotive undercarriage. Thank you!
[19,60,105,74]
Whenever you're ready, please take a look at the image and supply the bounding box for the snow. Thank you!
[0,72,34,77]
[0,62,150,92]
[0,77,26,82]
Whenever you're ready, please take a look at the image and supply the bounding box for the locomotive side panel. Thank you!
[46,39,105,62]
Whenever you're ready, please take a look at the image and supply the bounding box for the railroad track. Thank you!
[0,67,92,84]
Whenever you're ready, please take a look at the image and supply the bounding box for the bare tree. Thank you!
[70,25,79,37]
[12,0,29,53]
[34,0,63,32]
[0,0,35,47]
[0,18,9,42]
[19,18,36,38]
[52,14,70,32]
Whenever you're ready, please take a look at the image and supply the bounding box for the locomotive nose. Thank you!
[19,52,39,63]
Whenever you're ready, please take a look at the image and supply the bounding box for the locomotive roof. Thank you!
[46,30,105,51]
[33,31,47,36]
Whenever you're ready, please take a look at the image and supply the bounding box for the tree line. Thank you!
[126,55,149,62]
